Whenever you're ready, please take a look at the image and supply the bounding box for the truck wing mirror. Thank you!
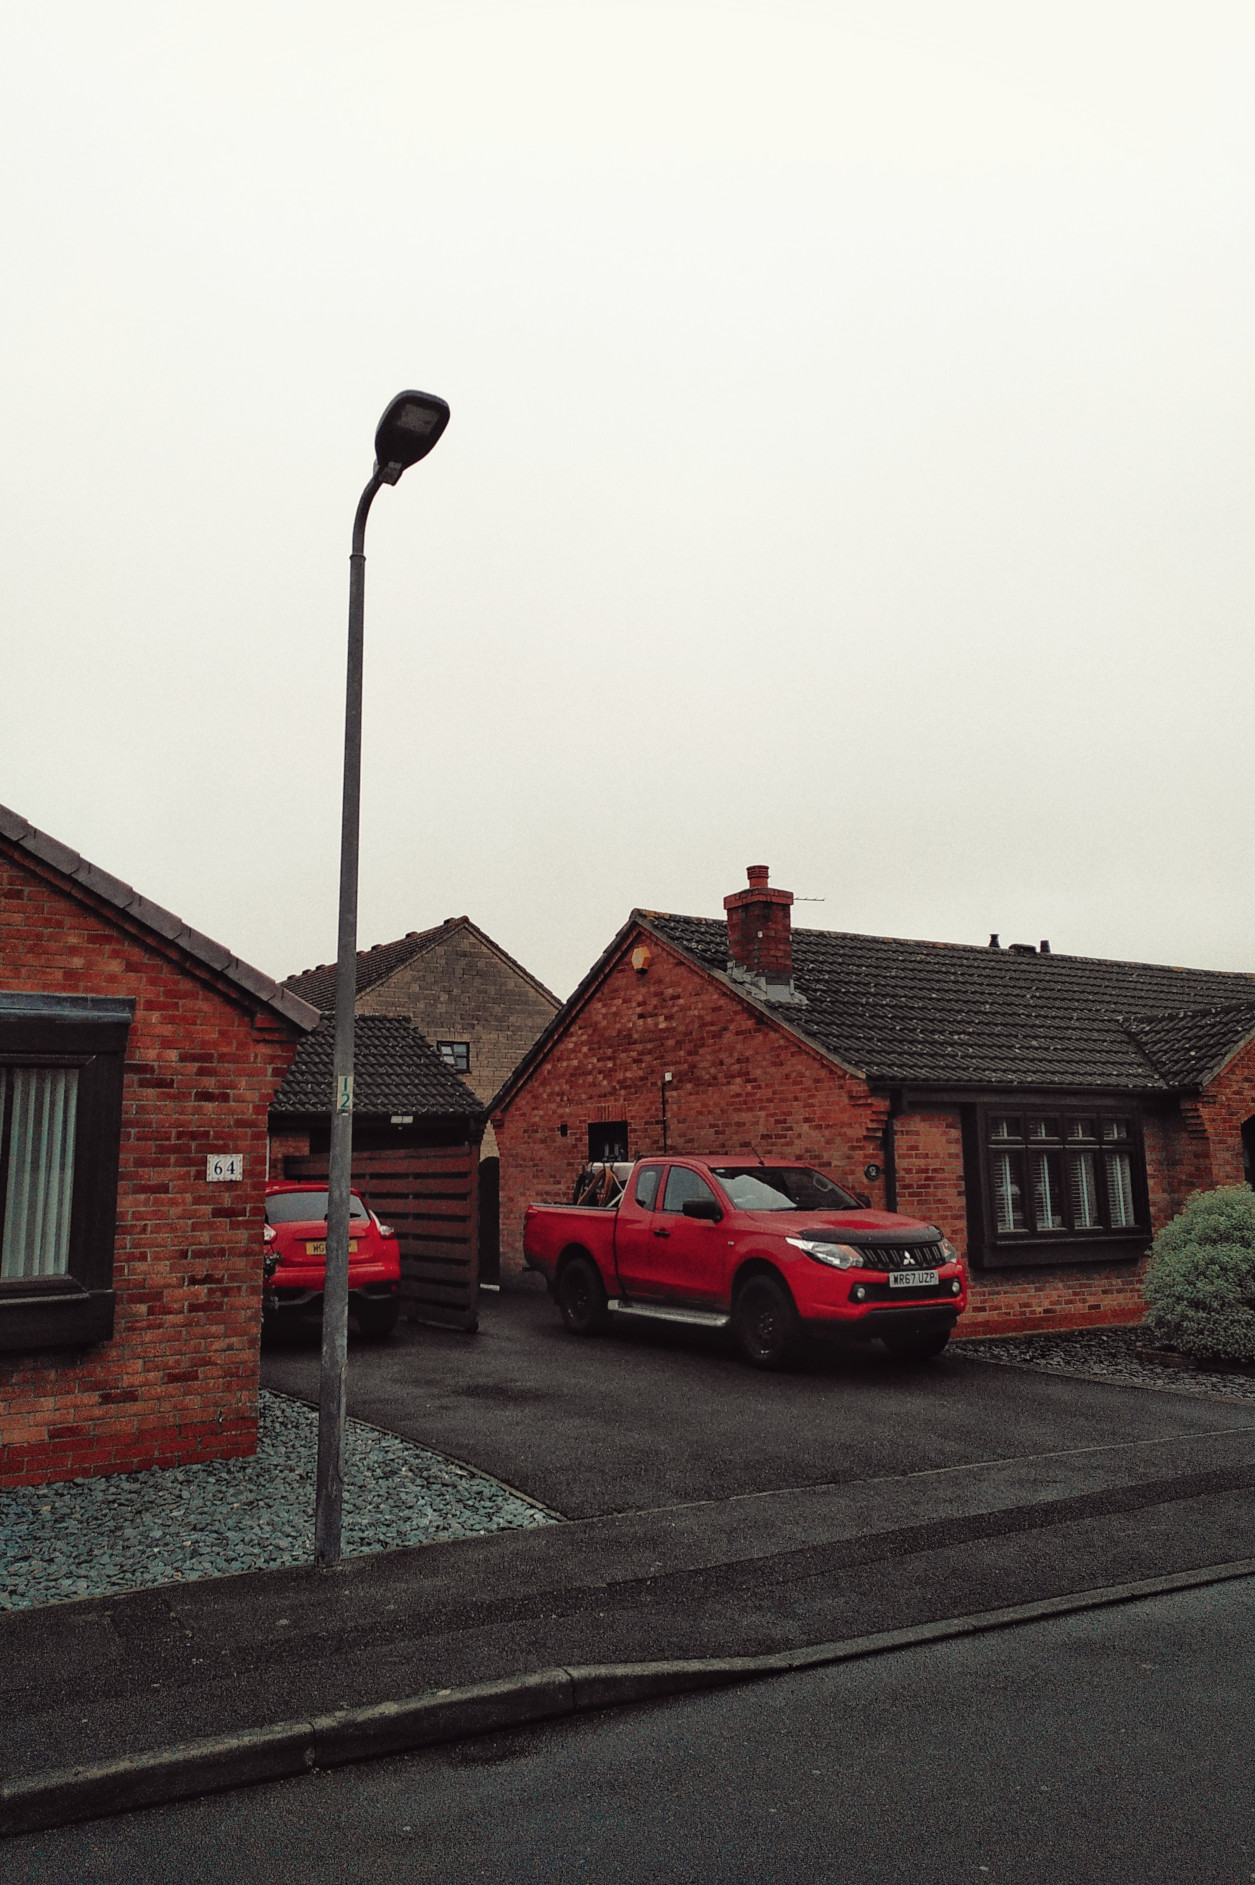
[682,1198,723,1221]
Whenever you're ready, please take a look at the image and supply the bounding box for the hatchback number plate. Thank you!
[889,1269,939,1289]
[304,1240,359,1256]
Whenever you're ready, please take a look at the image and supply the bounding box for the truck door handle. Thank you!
[653,1227,670,1238]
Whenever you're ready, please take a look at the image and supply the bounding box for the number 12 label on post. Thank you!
[206,1154,244,1182]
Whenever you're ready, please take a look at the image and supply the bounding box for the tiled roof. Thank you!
[0,802,318,1034]
[642,913,1255,1092]
[271,1014,482,1117]
[284,918,559,1015]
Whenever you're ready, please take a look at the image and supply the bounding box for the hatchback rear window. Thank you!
[265,1191,370,1225]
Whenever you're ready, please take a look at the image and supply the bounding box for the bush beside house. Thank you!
[1144,1187,1255,1361]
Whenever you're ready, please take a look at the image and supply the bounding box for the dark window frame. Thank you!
[587,1120,629,1163]
[972,1100,1148,1270]
[0,994,132,1351]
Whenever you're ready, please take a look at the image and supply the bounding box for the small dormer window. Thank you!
[438,1041,470,1074]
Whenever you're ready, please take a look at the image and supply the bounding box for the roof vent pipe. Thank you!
[989,933,1001,949]
[1040,940,1051,955]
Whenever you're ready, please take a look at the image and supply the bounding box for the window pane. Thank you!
[990,1117,1021,1142]
[1106,1150,1136,1227]
[992,1151,1026,1232]
[1068,1151,1099,1228]
[1067,1119,1097,1142]
[1103,1119,1130,1142]
[661,1166,719,1214]
[1031,1152,1065,1230]
[1029,1118,1059,1141]
[633,1164,663,1211]
[437,1041,470,1073]
[2,1067,78,1280]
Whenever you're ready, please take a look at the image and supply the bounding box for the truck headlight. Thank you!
[786,1238,865,1269]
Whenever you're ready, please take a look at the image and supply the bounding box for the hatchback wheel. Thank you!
[733,1276,799,1370]
[354,1300,399,1340]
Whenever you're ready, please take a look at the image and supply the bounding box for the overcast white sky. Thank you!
[3,2,1254,999]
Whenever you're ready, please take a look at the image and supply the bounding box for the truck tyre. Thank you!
[881,1326,951,1363]
[733,1276,799,1370]
[557,1256,610,1336]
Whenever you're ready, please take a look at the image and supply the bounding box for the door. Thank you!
[617,1162,727,1305]
[611,1161,666,1296]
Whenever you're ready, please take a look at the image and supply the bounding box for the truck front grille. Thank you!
[855,1243,944,1272]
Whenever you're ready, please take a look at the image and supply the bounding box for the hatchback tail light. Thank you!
[263,1223,276,1243]
[377,1224,395,1239]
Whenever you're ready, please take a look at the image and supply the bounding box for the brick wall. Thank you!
[0,848,301,1487]
[357,925,558,1106]
[494,933,891,1275]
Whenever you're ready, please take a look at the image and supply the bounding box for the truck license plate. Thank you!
[304,1241,359,1256]
[889,1269,938,1289]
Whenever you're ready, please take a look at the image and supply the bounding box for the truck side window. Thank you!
[661,1167,719,1214]
[633,1164,664,1211]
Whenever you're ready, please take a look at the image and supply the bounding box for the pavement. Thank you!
[10,1574,1255,1881]
[4,1281,1255,1826]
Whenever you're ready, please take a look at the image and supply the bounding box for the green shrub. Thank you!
[1143,1186,1255,1360]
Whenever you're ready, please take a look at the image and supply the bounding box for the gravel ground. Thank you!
[954,1324,1255,1403]
[0,1391,554,1612]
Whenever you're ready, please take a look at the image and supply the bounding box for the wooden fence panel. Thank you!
[284,1144,478,1331]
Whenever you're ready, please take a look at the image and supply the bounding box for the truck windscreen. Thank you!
[711,1168,862,1212]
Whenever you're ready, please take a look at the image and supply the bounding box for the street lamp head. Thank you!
[373,390,451,484]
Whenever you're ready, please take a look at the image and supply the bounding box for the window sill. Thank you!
[975,1236,1147,1272]
[0,1288,115,1352]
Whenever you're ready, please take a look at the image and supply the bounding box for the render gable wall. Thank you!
[356,927,558,1106]
[0,849,300,1487]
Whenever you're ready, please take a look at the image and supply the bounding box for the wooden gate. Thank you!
[284,1145,479,1332]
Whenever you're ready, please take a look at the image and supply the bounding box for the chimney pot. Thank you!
[1040,940,1051,955]
[989,933,1001,949]
[746,864,770,890]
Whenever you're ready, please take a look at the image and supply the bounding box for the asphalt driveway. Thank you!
[260,1278,1255,1520]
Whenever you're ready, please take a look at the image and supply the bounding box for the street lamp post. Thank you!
[315,390,451,1571]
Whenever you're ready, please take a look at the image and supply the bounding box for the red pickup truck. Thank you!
[523,1157,967,1368]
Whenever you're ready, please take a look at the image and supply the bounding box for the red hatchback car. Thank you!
[262,1180,401,1340]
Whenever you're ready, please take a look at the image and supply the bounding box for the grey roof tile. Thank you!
[644,913,1255,1092]
[272,1014,483,1117]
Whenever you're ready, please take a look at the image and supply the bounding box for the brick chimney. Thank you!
[723,865,803,1004]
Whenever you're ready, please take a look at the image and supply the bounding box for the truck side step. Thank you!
[607,1298,731,1330]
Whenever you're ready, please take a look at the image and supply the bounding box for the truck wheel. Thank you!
[733,1276,799,1370]
[557,1256,609,1336]
[882,1327,951,1363]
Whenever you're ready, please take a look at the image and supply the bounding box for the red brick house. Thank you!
[491,866,1255,1337]
[0,802,318,1486]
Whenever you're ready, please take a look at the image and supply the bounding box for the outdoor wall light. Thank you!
[374,391,452,483]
